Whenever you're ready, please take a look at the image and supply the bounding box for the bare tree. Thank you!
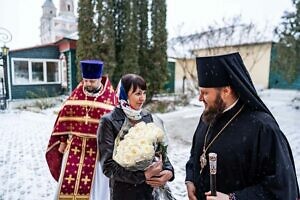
[168,16,271,95]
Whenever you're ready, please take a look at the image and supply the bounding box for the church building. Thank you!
[4,0,79,101]
[40,0,77,44]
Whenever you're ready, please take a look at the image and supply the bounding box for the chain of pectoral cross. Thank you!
[200,104,244,174]
[84,93,100,125]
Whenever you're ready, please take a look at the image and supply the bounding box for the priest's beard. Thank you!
[84,85,101,94]
[202,93,226,125]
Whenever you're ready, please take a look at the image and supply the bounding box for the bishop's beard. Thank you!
[202,93,226,125]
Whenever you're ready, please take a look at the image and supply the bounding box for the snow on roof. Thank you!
[10,43,57,52]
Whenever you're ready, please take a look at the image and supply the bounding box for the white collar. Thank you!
[223,98,239,113]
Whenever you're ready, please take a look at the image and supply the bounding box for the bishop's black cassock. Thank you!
[186,53,299,199]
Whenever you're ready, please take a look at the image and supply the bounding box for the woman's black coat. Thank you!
[97,107,174,200]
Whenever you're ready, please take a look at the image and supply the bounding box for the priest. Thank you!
[185,52,299,200]
[46,60,116,200]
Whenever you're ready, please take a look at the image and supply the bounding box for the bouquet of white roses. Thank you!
[113,120,166,171]
[113,117,176,200]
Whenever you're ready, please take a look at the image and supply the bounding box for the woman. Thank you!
[97,74,174,200]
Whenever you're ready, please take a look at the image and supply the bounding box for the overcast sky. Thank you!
[0,0,295,50]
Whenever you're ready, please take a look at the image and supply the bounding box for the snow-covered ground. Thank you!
[0,89,299,200]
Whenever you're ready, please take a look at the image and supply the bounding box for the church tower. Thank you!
[40,0,77,44]
[58,0,75,17]
[40,0,57,44]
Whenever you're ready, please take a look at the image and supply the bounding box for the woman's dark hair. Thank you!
[121,74,147,94]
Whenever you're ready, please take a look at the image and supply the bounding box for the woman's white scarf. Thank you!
[116,80,142,121]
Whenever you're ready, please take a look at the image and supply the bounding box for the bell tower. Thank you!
[58,0,75,17]
[40,0,57,44]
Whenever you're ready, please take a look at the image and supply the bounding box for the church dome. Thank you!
[42,0,56,8]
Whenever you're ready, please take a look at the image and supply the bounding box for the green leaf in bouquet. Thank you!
[156,143,168,162]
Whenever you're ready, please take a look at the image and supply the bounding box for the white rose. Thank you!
[155,128,164,142]
[113,121,166,169]
[140,144,155,159]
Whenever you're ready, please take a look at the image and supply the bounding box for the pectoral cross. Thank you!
[84,113,90,125]
[200,150,207,174]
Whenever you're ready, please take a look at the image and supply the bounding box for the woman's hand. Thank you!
[144,159,163,180]
[58,142,67,154]
[146,170,173,187]
[205,191,229,200]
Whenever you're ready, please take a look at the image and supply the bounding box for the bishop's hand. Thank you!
[186,181,197,200]
[205,191,229,200]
